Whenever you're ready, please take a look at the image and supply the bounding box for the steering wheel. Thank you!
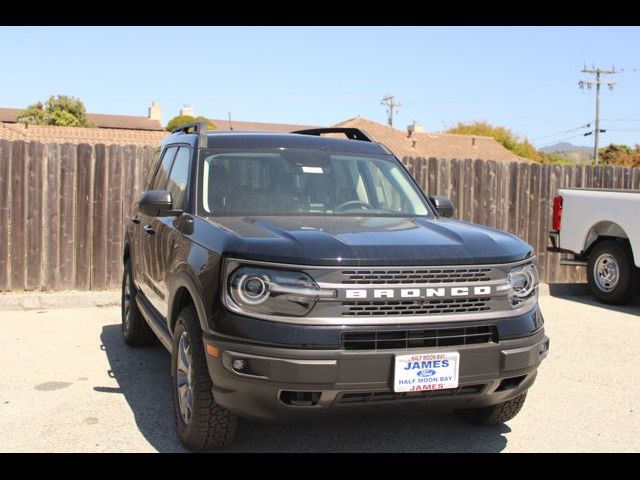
[334,200,375,212]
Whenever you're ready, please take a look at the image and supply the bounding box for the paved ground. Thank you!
[0,287,638,452]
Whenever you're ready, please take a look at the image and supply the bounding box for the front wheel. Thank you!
[587,240,639,305]
[454,393,527,425]
[171,305,237,451]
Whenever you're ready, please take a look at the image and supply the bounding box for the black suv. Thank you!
[122,122,549,451]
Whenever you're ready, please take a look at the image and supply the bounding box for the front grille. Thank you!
[341,325,497,350]
[338,384,485,404]
[342,297,491,316]
[340,267,493,285]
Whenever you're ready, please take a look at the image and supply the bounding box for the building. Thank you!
[333,117,530,163]
[0,104,167,146]
[209,118,317,133]
[0,104,530,163]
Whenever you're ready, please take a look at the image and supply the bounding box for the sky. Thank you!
[1,26,639,148]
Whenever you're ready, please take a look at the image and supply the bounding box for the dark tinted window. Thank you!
[145,148,162,189]
[166,147,191,211]
[200,149,429,216]
[152,147,178,190]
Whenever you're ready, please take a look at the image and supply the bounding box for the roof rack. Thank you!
[171,121,209,148]
[291,127,373,143]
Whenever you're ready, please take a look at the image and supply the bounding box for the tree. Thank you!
[17,95,94,127]
[166,115,217,132]
[599,144,640,167]
[445,120,569,163]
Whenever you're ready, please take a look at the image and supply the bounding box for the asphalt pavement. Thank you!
[0,287,638,452]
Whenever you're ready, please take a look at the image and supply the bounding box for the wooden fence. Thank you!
[0,140,155,291]
[1,139,639,291]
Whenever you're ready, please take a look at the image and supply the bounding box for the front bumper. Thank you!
[203,326,549,422]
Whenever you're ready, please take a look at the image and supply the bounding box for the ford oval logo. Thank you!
[416,369,436,378]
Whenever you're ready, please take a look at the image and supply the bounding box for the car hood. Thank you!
[202,215,534,266]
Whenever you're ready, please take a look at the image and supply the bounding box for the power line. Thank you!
[380,95,401,127]
[579,64,621,164]
[600,118,640,123]
[601,127,640,132]
[532,122,593,142]
[537,133,591,148]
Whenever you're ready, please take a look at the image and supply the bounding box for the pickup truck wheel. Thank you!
[587,240,639,305]
[121,260,156,347]
[171,305,237,451]
[454,392,527,425]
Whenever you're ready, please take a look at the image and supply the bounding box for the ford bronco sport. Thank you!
[122,122,549,451]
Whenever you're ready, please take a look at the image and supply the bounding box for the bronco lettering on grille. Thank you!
[344,286,491,300]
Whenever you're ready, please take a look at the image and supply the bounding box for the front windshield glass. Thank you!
[199,148,430,217]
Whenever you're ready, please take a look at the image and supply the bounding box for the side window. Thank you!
[144,148,162,189]
[165,147,191,211]
[151,147,178,190]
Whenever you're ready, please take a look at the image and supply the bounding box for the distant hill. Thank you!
[540,142,593,164]
[540,142,592,153]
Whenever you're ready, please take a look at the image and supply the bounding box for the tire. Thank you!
[121,259,156,347]
[454,393,527,425]
[587,240,639,305]
[171,305,237,451]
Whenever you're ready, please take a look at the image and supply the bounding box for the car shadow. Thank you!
[100,324,510,452]
[548,283,640,316]
[98,324,187,452]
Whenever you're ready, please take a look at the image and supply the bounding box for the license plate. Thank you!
[394,352,460,393]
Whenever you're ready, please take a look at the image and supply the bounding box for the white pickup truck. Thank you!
[548,188,640,304]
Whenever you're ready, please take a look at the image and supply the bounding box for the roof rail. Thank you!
[291,127,373,143]
[171,121,209,148]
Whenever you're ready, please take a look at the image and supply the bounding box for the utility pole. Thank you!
[380,95,401,127]
[579,65,620,165]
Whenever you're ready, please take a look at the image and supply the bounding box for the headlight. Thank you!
[506,263,539,308]
[227,266,335,317]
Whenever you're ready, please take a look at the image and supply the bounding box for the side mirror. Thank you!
[429,195,455,218]
[138,190,174,217]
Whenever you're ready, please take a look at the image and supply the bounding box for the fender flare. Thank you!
[167,269,211,335]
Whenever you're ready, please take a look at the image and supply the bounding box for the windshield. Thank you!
[198,148,431,217]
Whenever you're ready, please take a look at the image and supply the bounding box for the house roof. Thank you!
[0,110,533,161]
[0,123,168,146]
[209,118,318,133]
[0,108,22,123]
[0,107,163,131]
[85,113,163,131]
[333,117,530,163]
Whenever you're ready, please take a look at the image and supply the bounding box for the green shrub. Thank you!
[17,95,93,127]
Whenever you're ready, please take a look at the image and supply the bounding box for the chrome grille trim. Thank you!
[340,267,493,284]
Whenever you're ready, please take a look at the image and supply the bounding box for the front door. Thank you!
[143,146,192,320]
[139,146,178,314]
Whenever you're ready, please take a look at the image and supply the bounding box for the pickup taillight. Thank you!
[552,195,563,231]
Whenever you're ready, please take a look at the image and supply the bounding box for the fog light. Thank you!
[232,359,247,371]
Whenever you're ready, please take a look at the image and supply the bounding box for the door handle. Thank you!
[143,225,155,235]
[132,217,140,225]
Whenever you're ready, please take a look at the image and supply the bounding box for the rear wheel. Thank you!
[171,305,237,451]
[587,240,639,305]
[121,259,156,347]
[454,393,527,425]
